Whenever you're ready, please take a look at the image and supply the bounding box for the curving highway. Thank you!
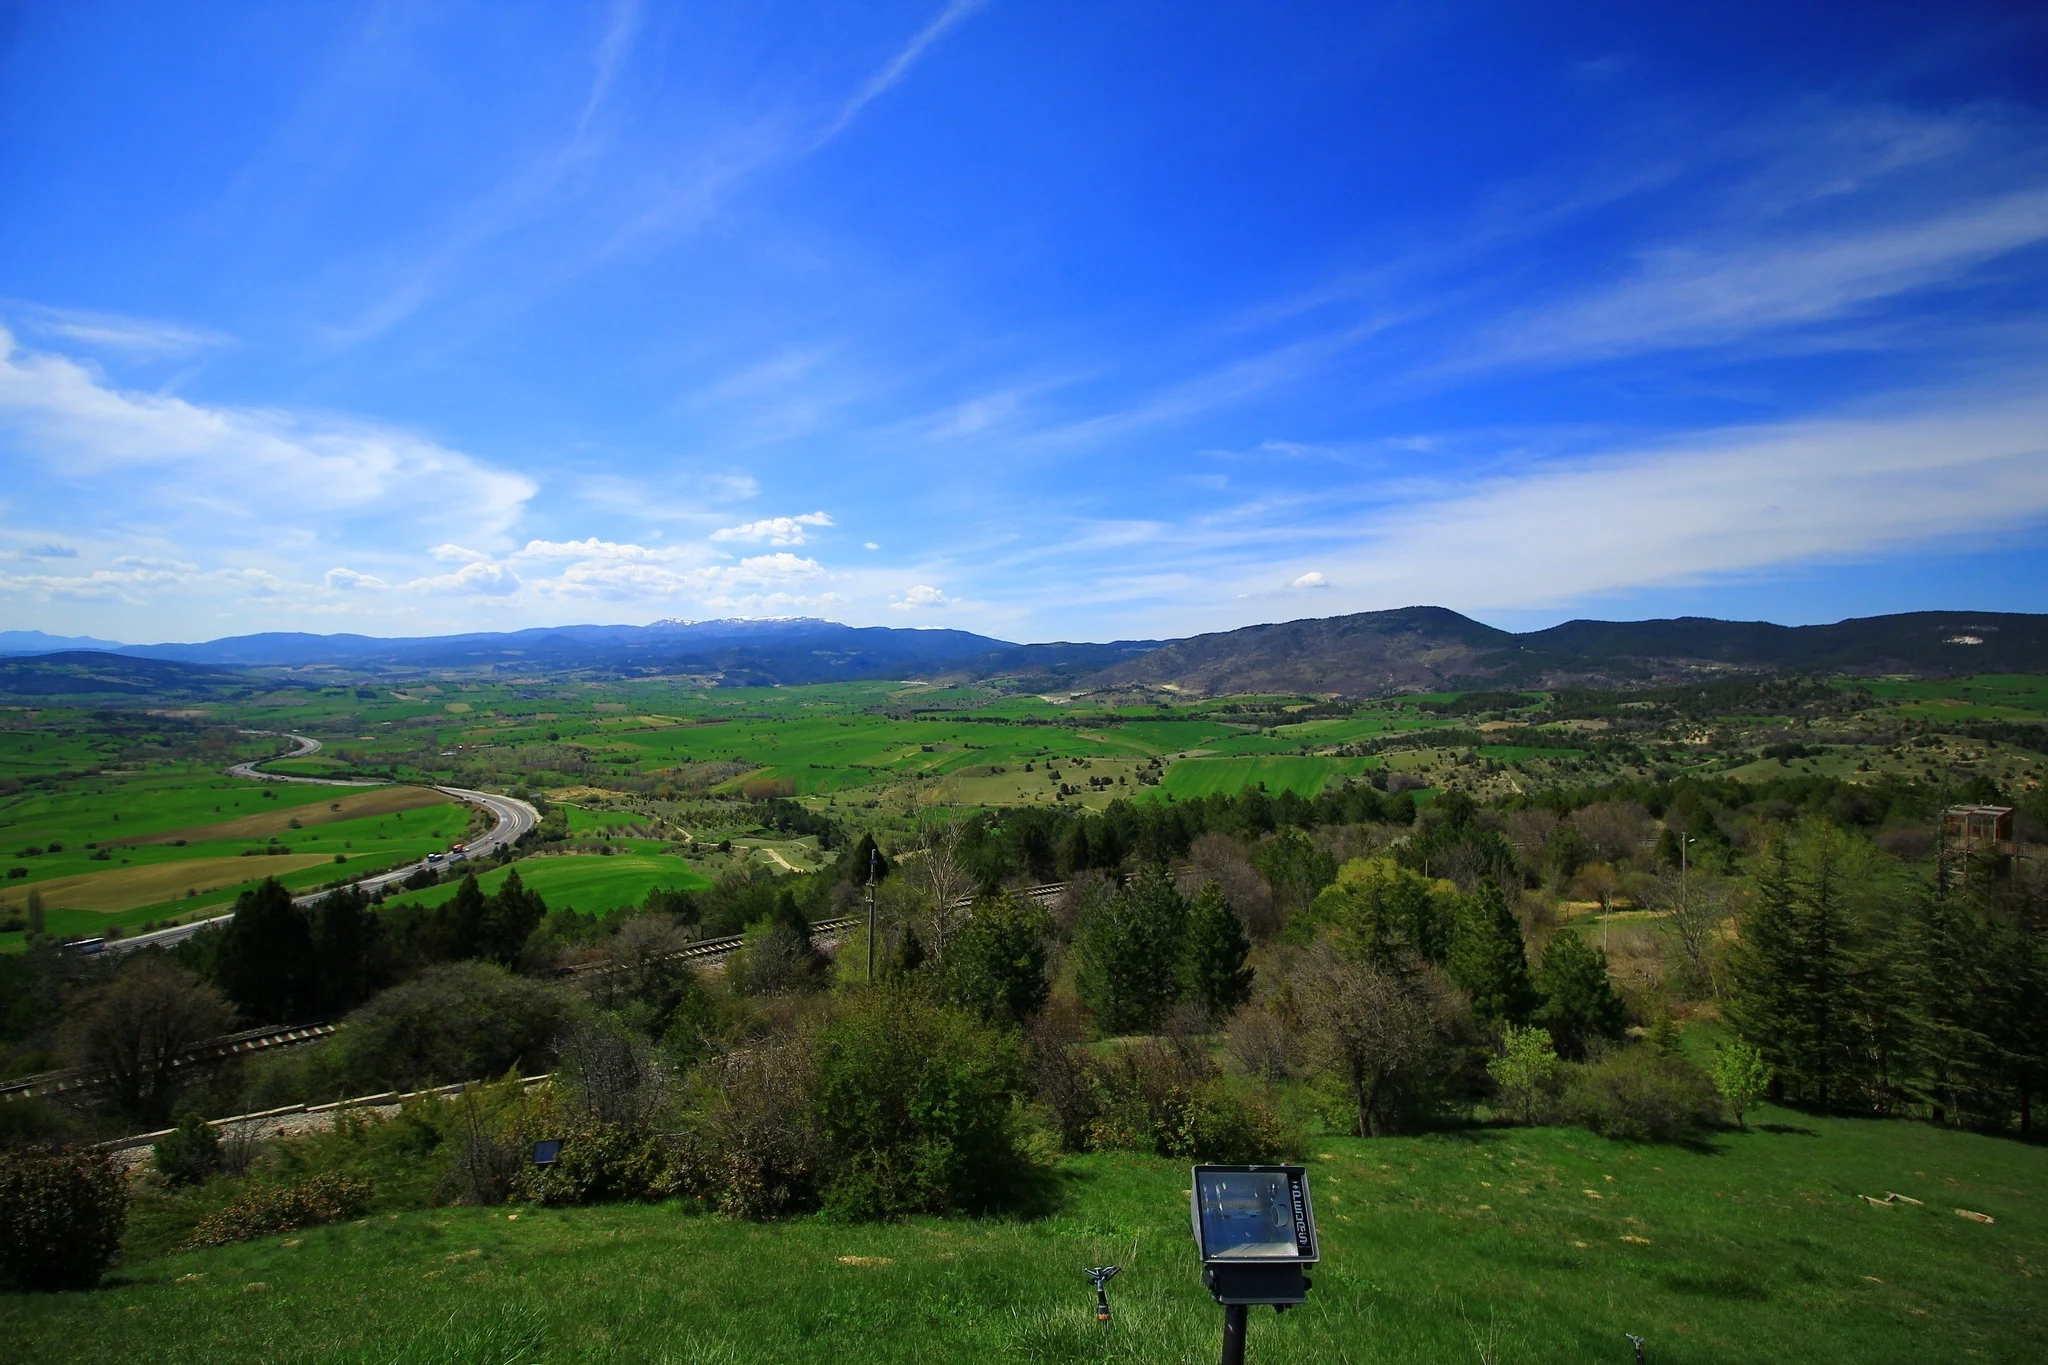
[103,735,537,954]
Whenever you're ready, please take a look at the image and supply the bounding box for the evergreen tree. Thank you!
[1898,882,1996,1125]
[1074,871,1186,1034]
[479,869,546,967]
[935,891,1053,1025]
[1729,834,1803,1099]
[1058,821,1092,878]
[308,886,384,1014]
[1533,929,1626,1060]
[1179,881,1253,1018]
[211,878,318,1023]
[442,873,489,962]
[843,832,891,885]
[1449,878,1536,1025]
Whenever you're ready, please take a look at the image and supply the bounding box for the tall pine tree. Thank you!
[1180,881,1253,1018]
[1449,878,1536,1026]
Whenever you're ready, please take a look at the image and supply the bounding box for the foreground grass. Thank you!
[5,1108,2043,1363]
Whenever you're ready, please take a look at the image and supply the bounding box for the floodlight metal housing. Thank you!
[1189,1165,1318,1307]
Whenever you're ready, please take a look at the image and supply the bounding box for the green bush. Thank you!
[152,1113,220,1188]
[809,992,1027,1220]
[513,1117,678,1207]
[0,1145,129,1291]
[1087,1037,1294,1163]
[186,1172,372,1248]
[1564,1046,1722,1142]
[329,962,573,1093]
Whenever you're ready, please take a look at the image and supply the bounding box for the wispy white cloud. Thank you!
[815,0,987,147]
[1485,187,2048,366]
[0,329,536,542]
[404,559,523,597]
[1293,386,2048,615]
[10,305,234,359]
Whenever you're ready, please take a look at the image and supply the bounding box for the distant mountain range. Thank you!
[1090,607,2048,695]
[0,629,127,656]
[0,607,2042,697]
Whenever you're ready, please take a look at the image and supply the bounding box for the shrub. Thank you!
[1564,1047,1721,1143]
[931,891,1053,1026]
[513,1117,676,1207]
[329,962,573,1093]
[153,1112,221,1187]
[186,1172,372,1248]
[1087,1036,1295,1163]
[0,1146,129,1291]
[696,1037,822,1219]
[809,992,1027,1220]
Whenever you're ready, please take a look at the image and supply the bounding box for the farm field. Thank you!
[0,779,469,950]
[4,1112,2041,1363]
[376,850,713,917]
[1154,754,1376,800]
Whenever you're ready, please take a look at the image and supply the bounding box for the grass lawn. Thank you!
[3,1110,2041,1362]
[379,851,712,916]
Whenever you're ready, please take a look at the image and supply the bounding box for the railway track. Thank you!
[8,884,1078,1106]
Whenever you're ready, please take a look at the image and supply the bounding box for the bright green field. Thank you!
[378,851,711,916]
[0,775,470,949]
[1154,755,1376,800]
[4,1111,2041,1362]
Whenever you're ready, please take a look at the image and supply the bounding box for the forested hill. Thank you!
[1084,607,2048,696]
[5,607,2044,693]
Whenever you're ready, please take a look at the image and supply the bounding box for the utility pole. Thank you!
[865,846,879,984]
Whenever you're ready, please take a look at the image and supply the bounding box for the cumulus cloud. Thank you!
[404,559,522,596]
[889,583,951,611]
[429,544,493,563]
[1290,571,1329,589]
[710,511,833,546]
[325,567,388,591]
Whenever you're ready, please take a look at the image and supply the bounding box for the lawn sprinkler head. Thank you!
[1624,1332,1645,1364]
[1086,1265,1121,1322]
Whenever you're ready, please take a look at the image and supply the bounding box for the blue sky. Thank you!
[2,1,2046,646]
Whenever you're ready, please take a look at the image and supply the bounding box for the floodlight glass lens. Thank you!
[1197,1171,1300,1259]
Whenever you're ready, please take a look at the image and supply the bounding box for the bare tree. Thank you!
[1571,801,1654,868]
[914,820,972,950]
[1656,867,1732,999]
[65,955,234,1125]
[1175,832,1277,938]
[1294,944,1470,1137]
[558,1017,668,1126]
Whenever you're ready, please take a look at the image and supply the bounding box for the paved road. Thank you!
[103,736,538,954]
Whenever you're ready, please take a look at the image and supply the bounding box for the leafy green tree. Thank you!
[1487,1023,1560,1124]
[1449,878,1537,1026]
[1179,881,1253,1018]
[1711,1040,1771,1129]
[1314,858,1451,966]
[935,891,1054,1026]
[1253,827,1338,925]
[1074,871,1187,1034]
[1534,929,1626,1060]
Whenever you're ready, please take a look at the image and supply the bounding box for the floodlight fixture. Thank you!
[1189,1165,1319,1365]
[531,1139,564,1167]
